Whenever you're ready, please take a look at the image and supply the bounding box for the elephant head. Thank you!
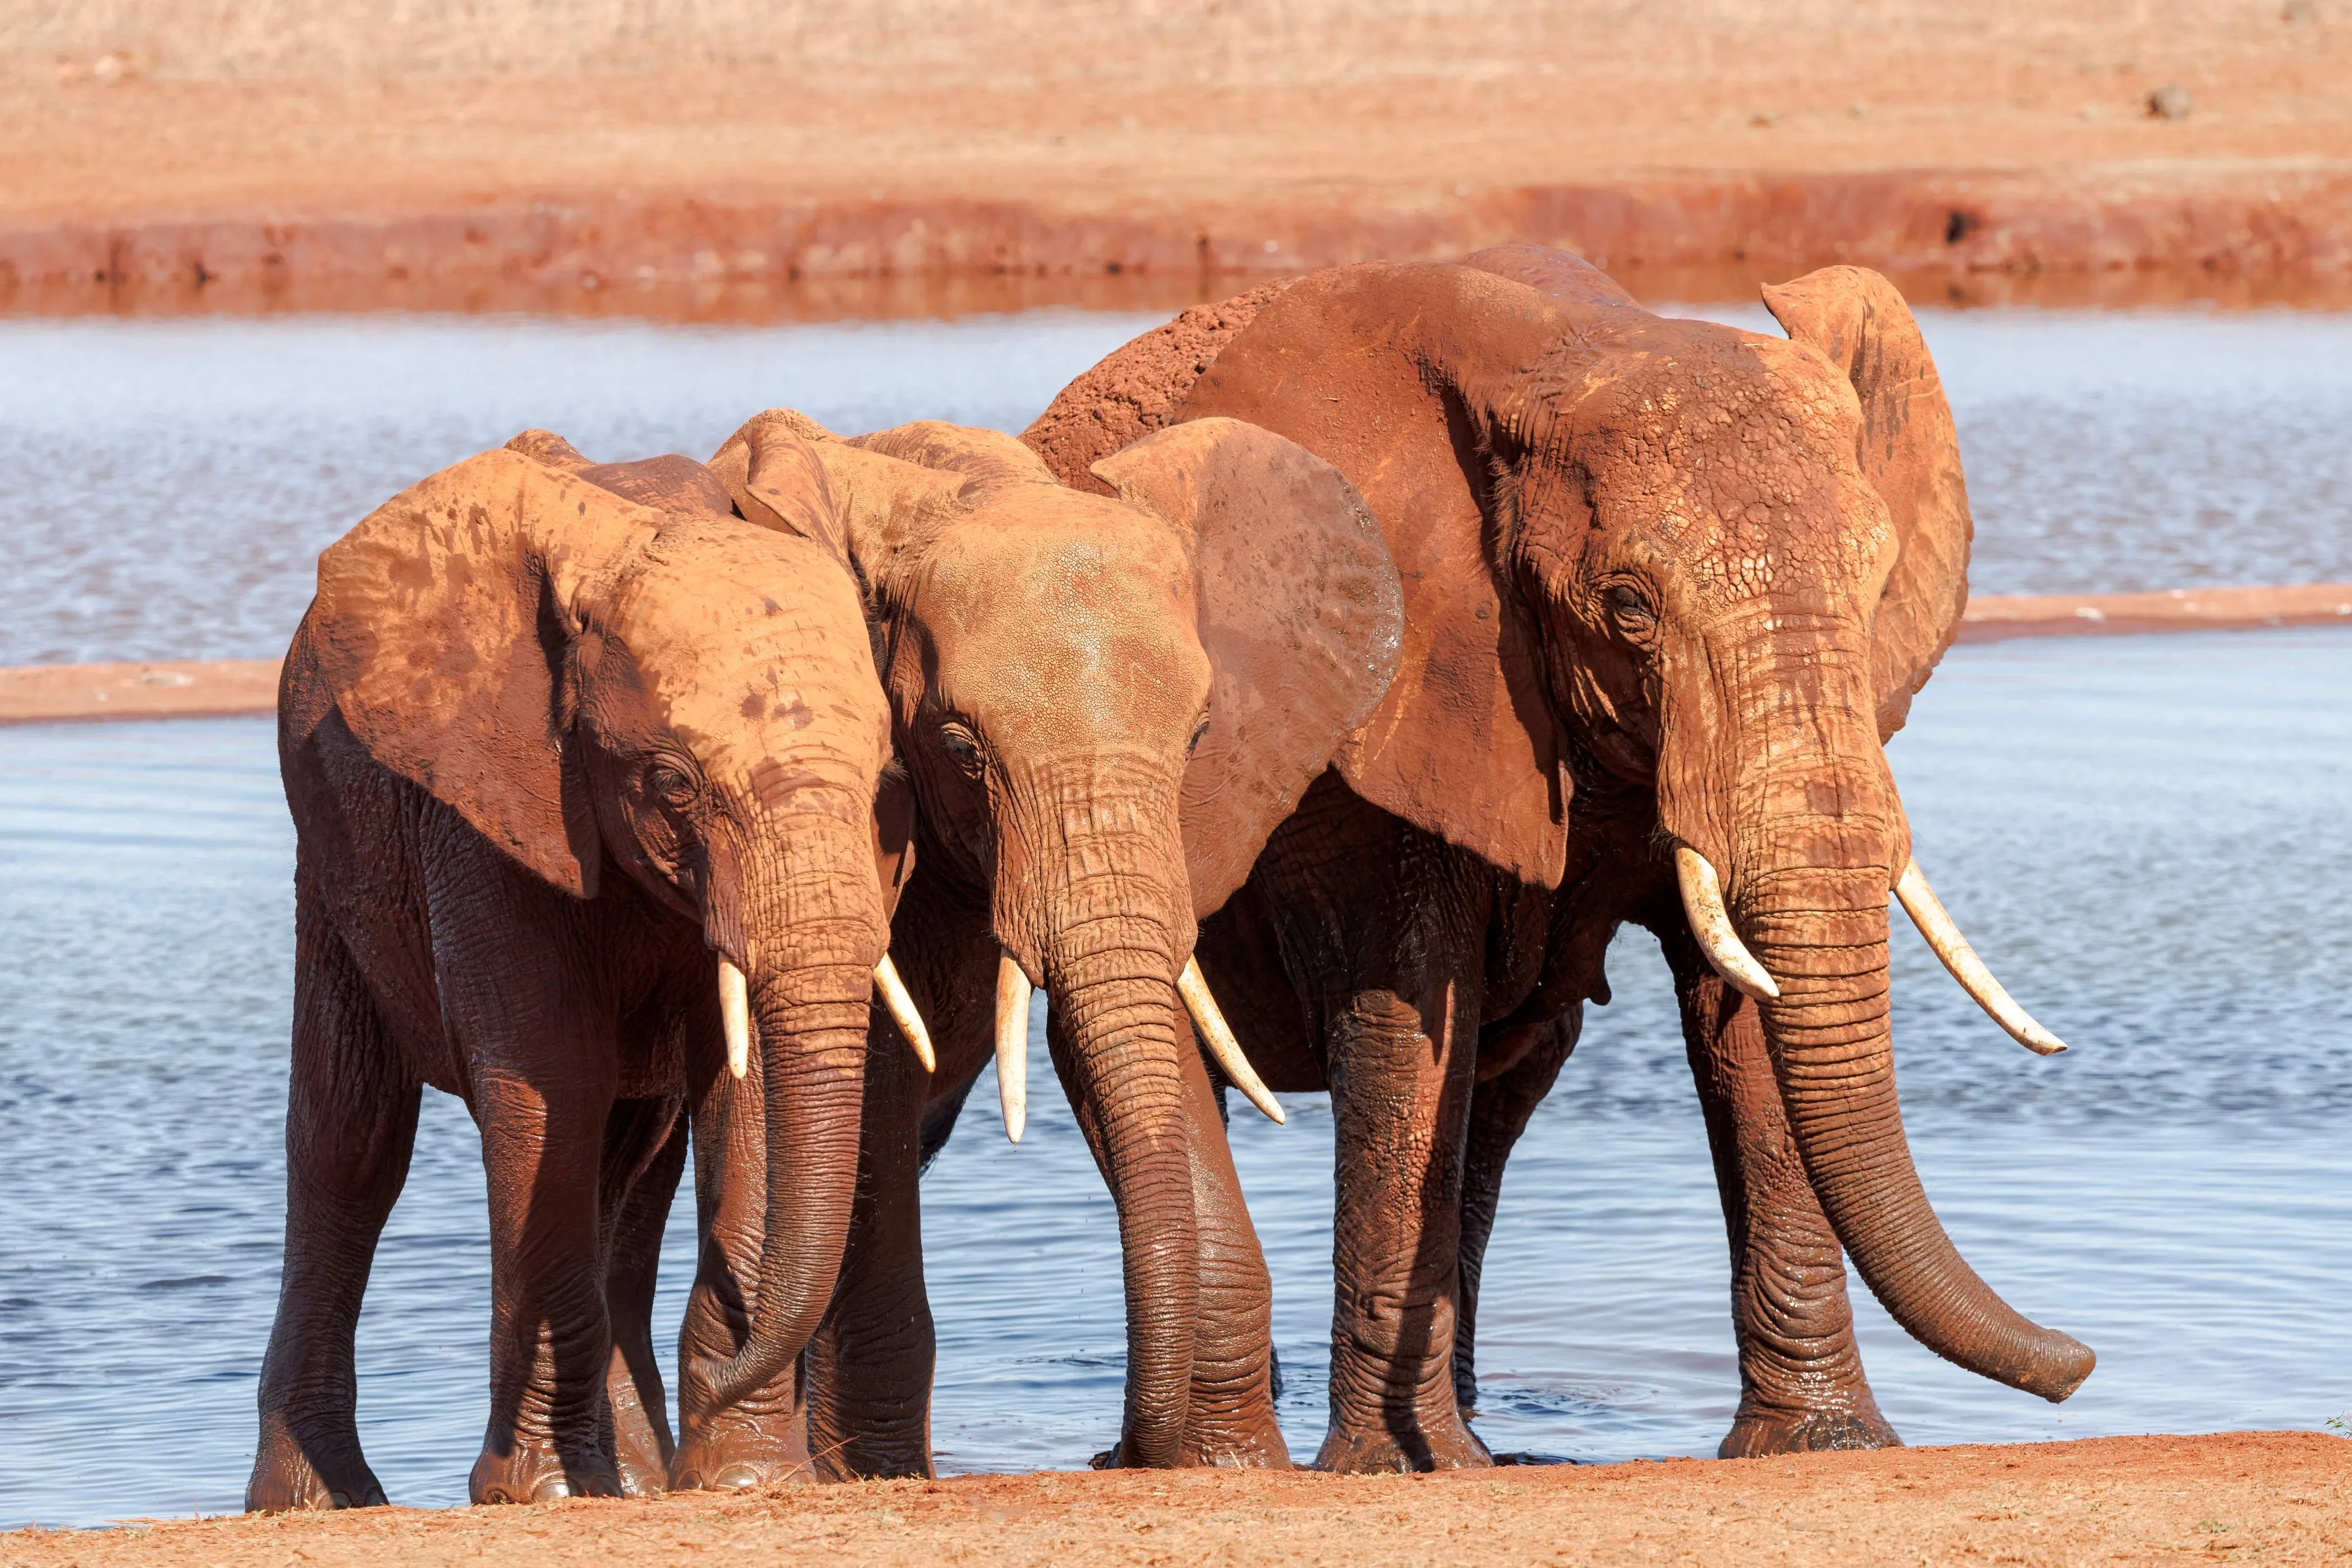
[711,409,1402,1464]
[1170,256,2092,1404]
[301,432,914,1416]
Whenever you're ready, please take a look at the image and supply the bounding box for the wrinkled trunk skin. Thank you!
[1044,916,1201,1467]
[1698,637,2093,1405]
[1743,864,2093,1401]
[675,818,879,1479]
[1001,750,1282,1468]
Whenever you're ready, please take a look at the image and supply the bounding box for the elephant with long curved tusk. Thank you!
[1026,248,2091,1469]
[689,406,1403,1479]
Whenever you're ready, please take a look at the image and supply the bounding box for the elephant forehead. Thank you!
[917,529,1208,744]
[606,537,890,792]
[1571,344,1889,601]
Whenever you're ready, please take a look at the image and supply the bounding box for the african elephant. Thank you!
[249,429,924,1508]
[694,409,1402,1474]
[1024,251,2090,1469]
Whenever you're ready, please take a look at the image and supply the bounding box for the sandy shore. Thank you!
[4,1433,2345,1566]
[7,587,2344,726]
[4,1,2351,309]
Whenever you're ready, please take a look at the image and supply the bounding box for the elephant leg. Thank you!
[804,1017,936,1480]
[1251,778,1491,1473]
[671,1017,811,1490]
[1315,960,1487,1473]
[469,1065,627,1505]
[1173,1019,1289,1467]
[600,1098,687,1497]
[1454,1012,1579,1419]
[1667,941,1901,1456]
[249,908,417,1512]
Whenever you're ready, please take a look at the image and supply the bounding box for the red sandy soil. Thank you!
[4,1433,2346,1567]
[0,659,280,724]
[1953,582,2352,641]
[8,587,2344,725]
[4,1,2352,312]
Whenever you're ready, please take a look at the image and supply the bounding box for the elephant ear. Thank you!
[1181,264,1576,888]
[709,409,855,570]
[1762,266,1974,740]
[307,448,662,895]
[1092,417,1405,918]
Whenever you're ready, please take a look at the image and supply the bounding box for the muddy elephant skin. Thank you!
[699,410,1401,1475]
[1024,252,2092,1469]
[248,430,904,1509]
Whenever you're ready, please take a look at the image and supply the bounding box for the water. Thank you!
[5,305,2352,666]
[3,628,2347,1524]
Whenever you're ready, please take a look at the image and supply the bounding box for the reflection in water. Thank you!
[2,629,2346,1525]
[4,307,2352,666]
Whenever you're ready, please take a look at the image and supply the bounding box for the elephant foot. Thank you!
[245,1426,388,1513]
[1181,1413,1294,1469]
[607,1372,672,1498]
[1718,1399,1903,1459]
[1088,1429,1292,1471]
[469,1436,623,1505]
[1314,1416,1492,1473]
[671,1412,815,1492]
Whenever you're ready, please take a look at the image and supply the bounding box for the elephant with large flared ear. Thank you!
[694,409,1402,1475]
[1023,253,2089,1469]
[249,428,926,1509]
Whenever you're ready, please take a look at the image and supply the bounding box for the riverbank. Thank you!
[4,1432,2343,1566]
[7,586,2344,725]
[5,1,2351,310]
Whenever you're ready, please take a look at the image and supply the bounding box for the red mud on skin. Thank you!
[11,586,2344,724]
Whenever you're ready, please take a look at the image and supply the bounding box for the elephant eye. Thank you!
[1187,713,1211,757]
[937,721,985,775]
[1603,581,1658,636]
[645,764,699,810]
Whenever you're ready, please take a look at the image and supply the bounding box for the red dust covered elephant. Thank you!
[249,431,926,1507]
[1023,250,2090,1469]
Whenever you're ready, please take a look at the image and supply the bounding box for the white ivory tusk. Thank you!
[1674,845,1782,1003]
[995,951,1031,1144]
[1894,860,2069,1055]
[719,957,752,1079]
[873,953,937,1074]
[1178,957,1286,1125]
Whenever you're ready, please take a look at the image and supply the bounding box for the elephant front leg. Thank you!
[1453,1012,1579,1422]
[671,1029,812,1490]
[1317,972,1488,1473]
[249,914,417,1512]
[470,1073,629,1504]
[1670,948,1901,1457]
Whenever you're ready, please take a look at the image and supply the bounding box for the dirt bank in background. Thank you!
[4,1,2351,310]
[9,587,2344,725]
[5,1433,2345,1567]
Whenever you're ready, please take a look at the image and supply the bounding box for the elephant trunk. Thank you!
[1740,852,2092,1401]
[997,749,1201,1466]
[1670,630,2093,1403]
[1045,914,1200,1466]
[696,818,884,1412]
